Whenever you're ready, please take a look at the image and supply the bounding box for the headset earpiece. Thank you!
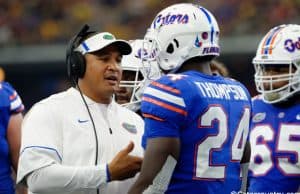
[68,51,86,78]
[66,24,94,80]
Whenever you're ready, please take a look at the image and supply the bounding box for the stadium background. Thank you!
[0,0,299,110]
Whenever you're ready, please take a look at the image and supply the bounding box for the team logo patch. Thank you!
[252,112,266,123]
[122,122,137,134]
[103,34,114,40]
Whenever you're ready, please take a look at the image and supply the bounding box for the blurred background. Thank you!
[0,0,299,110]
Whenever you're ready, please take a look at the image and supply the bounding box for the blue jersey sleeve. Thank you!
[0,82,24,114]
[141,75,187,148]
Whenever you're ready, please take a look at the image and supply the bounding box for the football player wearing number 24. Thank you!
[248,24,300,193]
[128,3,252,194]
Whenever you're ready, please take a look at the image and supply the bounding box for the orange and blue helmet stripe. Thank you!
[261,26,284,55]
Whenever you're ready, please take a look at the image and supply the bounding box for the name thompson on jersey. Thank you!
[195,81,248,100]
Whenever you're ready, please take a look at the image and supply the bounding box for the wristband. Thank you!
[106,164,111,182]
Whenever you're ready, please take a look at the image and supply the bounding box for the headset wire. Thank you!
[72,77,99,194]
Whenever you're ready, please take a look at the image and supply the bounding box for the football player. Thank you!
[248,24,300,192]
[0,81,25,194]
[115,39,162,114]
[128,3,252,194]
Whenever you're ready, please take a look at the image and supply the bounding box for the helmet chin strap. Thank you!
[264,85,294,104]
[264,92,280,102]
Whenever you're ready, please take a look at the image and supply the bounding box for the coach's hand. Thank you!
[108,141,143,181]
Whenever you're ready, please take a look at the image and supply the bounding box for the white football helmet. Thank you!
[143,3,220,73]
[117,39,162,112]
[253,24,300,103]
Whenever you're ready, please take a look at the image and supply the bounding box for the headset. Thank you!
[66,26,100,192]
[66,24,96,79]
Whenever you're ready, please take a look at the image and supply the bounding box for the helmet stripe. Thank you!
[261,26,284,54]
[268,28,284,54]
[260,30,273,54]
[199,7,214,43]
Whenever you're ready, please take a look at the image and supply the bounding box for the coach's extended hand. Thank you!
[108,141,143,181]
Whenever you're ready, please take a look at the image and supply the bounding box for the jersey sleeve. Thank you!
[141,76,187,148]
[1,82,24,114]
[17,101,62,184]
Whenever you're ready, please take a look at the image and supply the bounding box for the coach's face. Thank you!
[78,44,123,104]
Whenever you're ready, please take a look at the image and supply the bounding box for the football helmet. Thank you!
[117,39,162,112]
[143,3,220,73]
[253,24,300,103]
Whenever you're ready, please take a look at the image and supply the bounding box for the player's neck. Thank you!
[178,60,212,75]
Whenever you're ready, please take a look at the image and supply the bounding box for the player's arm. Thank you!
[240,100,252,193]
[4,83,28,194]
[7,112,28,194]
[7,112,23,172]
[129,76,186,193]
[240,141,251,193]
[241,141,251,164]
[26,141,142,193]
[128,137,180,194]
[3,82,24,172]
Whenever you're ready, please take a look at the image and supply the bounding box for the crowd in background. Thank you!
[0,0,299,45]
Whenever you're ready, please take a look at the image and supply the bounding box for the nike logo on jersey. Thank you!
[78,119,89,123]
[252,112,266,123]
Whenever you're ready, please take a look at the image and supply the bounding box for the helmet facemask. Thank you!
[116,39,162,112]
[117,66,145,112]
[254,60,300,103]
